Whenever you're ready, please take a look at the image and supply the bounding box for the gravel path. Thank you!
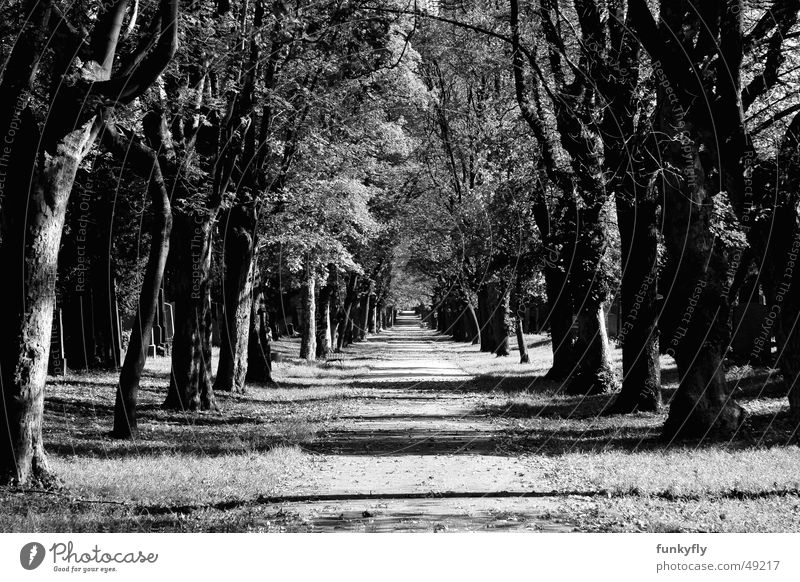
[266,313,573,532]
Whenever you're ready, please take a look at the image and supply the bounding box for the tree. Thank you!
[628,0,800,437]
[0,0,179,484]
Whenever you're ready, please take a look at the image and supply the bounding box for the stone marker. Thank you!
[48,308,67,376]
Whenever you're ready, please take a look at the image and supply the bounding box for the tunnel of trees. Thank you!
[2,0,800,487]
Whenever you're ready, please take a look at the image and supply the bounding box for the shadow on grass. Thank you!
[43,358,797,462]
[346,374,565,394]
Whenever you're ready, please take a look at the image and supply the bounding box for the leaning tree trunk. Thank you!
[515,315,529,363]
[610,195,661,413]
[0,116,96,487]
[466,302,481,345]
[658,116,744,439]
[214,203,256,393]
[163,211,218,411]
[110,135,173,438]
[299,260,317,360]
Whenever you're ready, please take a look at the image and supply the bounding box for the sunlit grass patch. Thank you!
[527,446,800,497]
[556,494,800,533]
[50,445,307,505]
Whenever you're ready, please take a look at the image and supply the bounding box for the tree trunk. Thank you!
[214,203,256,393]
[561,197,619,395]
[757,116,800,422]
[477,285,495,352]
[773,237,800,422]
[536,251,575,379]
[351,294,367,342]
[609,196,662,413]
[360,291,371,340]
[367,293,377,334]
[246,286,274,384]
[466,302,480,344]
[0,0,178,482]
[515,315,529,364]
[299,260,317,360]
[0,116,96,487]
[565,304,616,395]
[375,300,384,333]
[658,115,744,439]
[335,273,358,350]
[492,283,510,357]
[163,211,218,411]
[316,268,334,359]
[450,300,465,341]
[345,298,358,346]
[112,141,172,438]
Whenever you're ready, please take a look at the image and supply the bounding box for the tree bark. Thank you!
[299,259,317,360]
[564,202,618,395]
[477,285,495,352]
[0,0,179,483]
[492,282,510,357]
[609,196,662,413]
[163,211,218,411]
[602,4,661,413]
[105,128,173,438]
[367,292,377,334]
[214,203,256,393]
[515,315,529,364]
[335,272,358,350]
[466,302,481,345]
[360,289,371,340]
[316,267,334,359]
[565,304,616,395]
[0,116,96,487]
[542,264,576,380]
[246,286,274,384]
[658,117,744,439]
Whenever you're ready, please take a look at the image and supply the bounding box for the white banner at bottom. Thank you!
[1,533,798,581]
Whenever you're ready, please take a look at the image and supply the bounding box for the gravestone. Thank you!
[48,308,67,376]
[147,328,157,358]
[605,299,621,337]
[164,301,175,351]
[152,288,166,350]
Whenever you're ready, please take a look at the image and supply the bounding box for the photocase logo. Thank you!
[20,542,46,570]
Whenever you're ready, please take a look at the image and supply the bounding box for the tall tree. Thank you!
[0,0,179,484]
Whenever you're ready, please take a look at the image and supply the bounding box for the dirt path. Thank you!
[261,313,575,532]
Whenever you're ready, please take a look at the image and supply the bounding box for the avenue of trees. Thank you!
[2,0,800,487]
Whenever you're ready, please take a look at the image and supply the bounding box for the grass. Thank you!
[2,328,800,532]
